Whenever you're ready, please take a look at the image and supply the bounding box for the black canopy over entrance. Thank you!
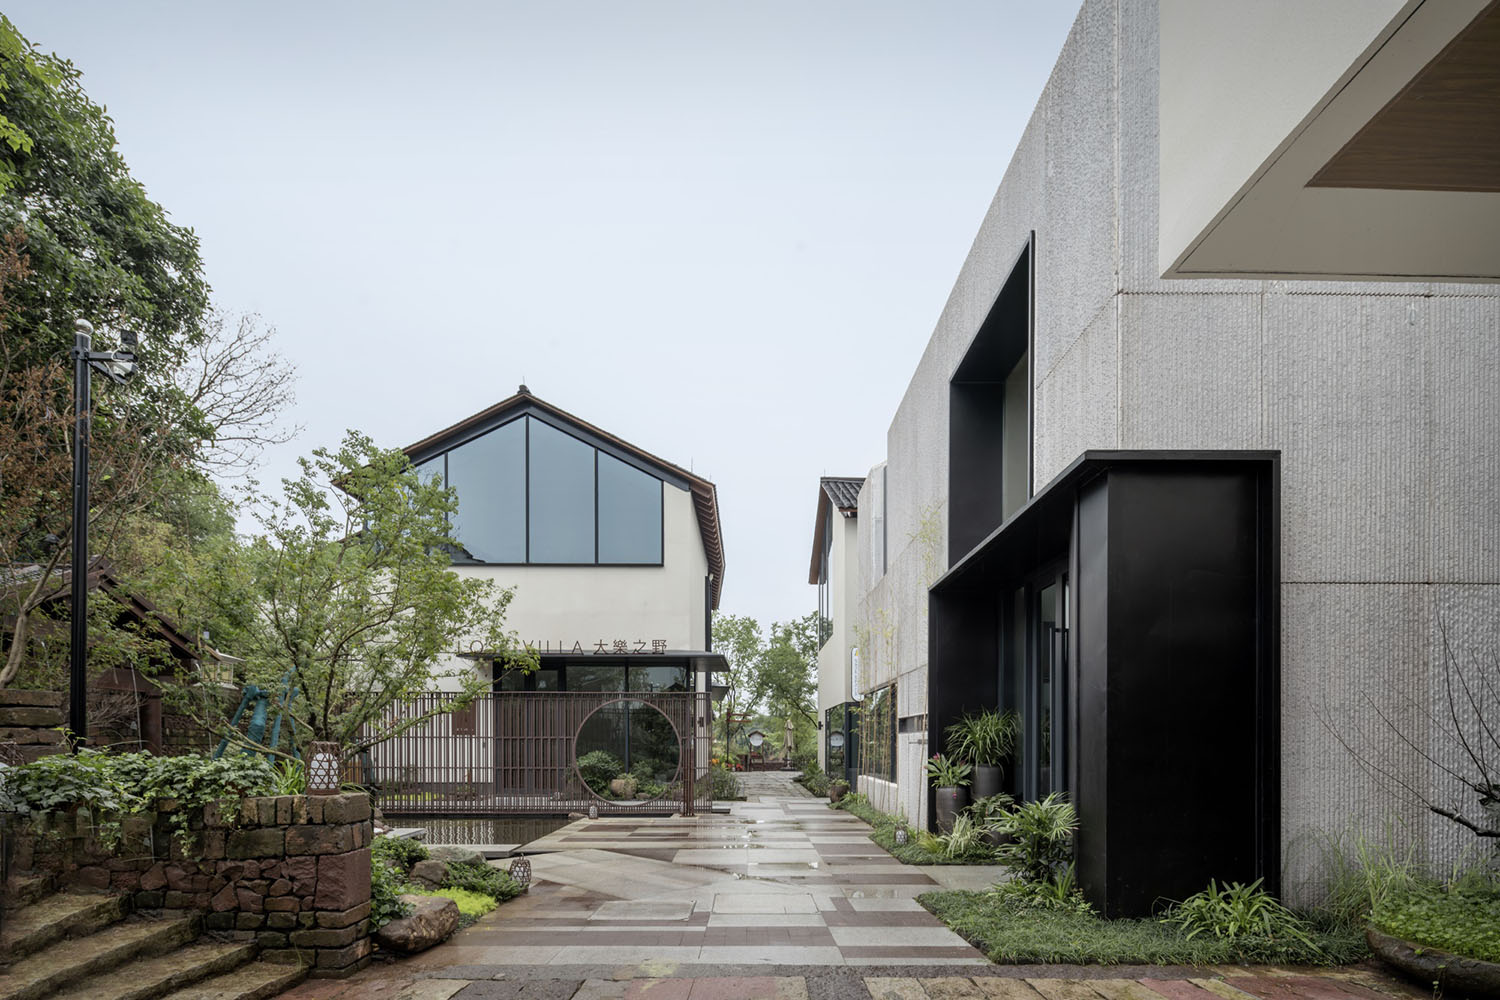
[930,450,1280,918]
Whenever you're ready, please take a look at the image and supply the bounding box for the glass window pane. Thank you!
[447,420,525,562]
[413,457,443,485]
[566,664,625,692]
[597,453,662,564]
[628,665,688,692]
[528,418,596,563]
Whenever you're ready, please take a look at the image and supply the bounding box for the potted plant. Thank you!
[944,709,1018,801]
[925,753,972,831]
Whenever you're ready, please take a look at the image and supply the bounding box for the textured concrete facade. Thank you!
[852,0,1500,897]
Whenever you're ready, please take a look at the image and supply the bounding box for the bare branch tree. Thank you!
[1320,615,1499,841]
[174,311,299,475]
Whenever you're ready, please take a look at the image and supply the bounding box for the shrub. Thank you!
[372,835,429,874]
[990,865,1094,916]
[1371,875,1500,962]
[995,791,1077,883]
[945,710,1019,767]
[577,750,622,796]
[1315,824,1431,929]
[795,761,830,797]
[427,886,498,926]
[709,762,741,799]
[1162,878,1317,951]
[0,750,276,848]
[917,812,996,862]
[371,855,413,929]
[967,793,1015,829]
[442,860,524,902]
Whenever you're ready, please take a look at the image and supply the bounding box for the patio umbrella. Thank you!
[784,717,795,761]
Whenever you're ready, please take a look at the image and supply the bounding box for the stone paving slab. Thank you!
[285,798,1430,1000]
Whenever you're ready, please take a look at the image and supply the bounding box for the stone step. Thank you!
[0,891,128,964]
[46,940,258,1000]
[1,874,56,911]
[0,914,199,1000]
[154,962,306,1000]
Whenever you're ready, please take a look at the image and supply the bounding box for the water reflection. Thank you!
[385,815,572,847]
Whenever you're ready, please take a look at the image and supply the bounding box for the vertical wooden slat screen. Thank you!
[365,691,709,816]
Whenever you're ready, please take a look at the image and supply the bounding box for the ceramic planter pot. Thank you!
[972,765,1002,801]
[933,786,969,832]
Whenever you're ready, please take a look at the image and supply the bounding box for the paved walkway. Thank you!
[278,793,1426,1000]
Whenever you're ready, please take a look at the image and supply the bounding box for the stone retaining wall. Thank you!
[0,689,67,761]
[8,792,374,977]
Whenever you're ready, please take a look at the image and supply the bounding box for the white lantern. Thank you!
[308,742,340,795]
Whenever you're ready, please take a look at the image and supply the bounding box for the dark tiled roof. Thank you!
[807,476,865,584]
[820,477,864,513]
[401,388,725,609]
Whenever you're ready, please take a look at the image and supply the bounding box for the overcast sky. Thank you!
[11,1,1080,630]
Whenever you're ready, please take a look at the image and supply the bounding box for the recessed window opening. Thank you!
[948,235,1034,564]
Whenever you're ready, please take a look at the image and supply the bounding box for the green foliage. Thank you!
[968,793,1015,828]
[945,710,1019,767]
[371,835,429,874]
[0,749,274,848]
[1371,875,1500,962]
[1162,878,1318,953]
[370,854,413,929]
[918,890,1366,965]
[442,861,523,903]
[916,811,996,862]
[832,792,964,866]
[924,753,971,788]
[995,792,1077,883]
[425,886,497,926]
[990,867,1095,916]
[709,762,741,800]
[795,761,830,797]
[161,432,536,757]
[271,760,307,796]
[1315,824,1431,929]
[0,16,208,372]
[710,611,819,759]
[577,750,622,796]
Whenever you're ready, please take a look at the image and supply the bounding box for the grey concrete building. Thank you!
[843,0,1500,914]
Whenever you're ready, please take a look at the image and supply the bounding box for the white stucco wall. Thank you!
[816,510,859,767]
[854,0,1500,898]
[432,482,710,687]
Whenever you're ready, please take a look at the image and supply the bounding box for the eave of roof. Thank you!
[401,388,725,608]
[807,476,864,584]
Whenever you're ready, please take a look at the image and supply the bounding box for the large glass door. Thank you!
[1010,566,1068,802]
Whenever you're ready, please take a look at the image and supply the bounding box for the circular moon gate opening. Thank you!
[573,699,682,803]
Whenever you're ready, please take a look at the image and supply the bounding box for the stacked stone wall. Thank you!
[8,792,374,978]
[0,689,67,761]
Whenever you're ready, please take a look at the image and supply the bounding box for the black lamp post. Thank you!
[68,318,137,747]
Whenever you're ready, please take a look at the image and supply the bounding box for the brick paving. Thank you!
[274,788,1427,1000]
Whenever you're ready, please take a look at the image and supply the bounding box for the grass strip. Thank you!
[917,889,1369,966]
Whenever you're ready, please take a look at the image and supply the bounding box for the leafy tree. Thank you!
[754,612,819,728]
[164,432,536,759]
[711,612,763,754]
[0,15,208,375]
[0,233,189,689]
